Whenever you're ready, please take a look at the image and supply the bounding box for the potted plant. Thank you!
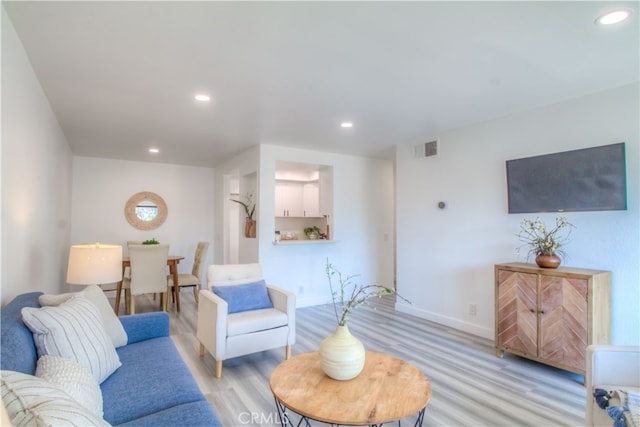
[304,226,321,240]
[142,238,159,245]
[517,216,575,268]
[318,259,409,380]
[230,192,256,238]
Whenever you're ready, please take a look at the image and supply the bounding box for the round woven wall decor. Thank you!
[124,191,168,230]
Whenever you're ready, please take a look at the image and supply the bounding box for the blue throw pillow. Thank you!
[212,280,273,314]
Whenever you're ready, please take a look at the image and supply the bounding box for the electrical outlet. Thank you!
[469,303,477,316]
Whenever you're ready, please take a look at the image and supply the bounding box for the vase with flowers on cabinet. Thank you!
[517,216,575,269]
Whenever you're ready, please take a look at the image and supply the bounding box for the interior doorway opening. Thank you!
[224,171,240,264]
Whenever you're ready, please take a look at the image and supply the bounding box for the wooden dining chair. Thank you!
[168,241,209,307]
[118,244,169,314]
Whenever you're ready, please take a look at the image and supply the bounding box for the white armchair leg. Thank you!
[215,360,222,378]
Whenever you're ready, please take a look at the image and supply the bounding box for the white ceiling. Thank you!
[4,1,639,168]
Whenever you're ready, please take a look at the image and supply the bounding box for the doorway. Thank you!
[225,172,240,264]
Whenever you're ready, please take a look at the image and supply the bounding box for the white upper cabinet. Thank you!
[318,165,332,216]
[275,180,322,217]
[275,161,331,218]
[302,182,320,217]
[276,181,304,217]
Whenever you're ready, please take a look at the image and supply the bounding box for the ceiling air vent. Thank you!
[414,139,439,158]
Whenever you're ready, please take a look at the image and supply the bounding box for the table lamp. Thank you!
[66,243,123,286]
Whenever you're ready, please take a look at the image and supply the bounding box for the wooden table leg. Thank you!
[125,289,131,314]
[170,262,180,312]
[114,264,126,314]
[115,280,122,314]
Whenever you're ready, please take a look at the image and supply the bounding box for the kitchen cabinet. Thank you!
[275,181,303,217]
[494,262,611,375]
[276,181,321,217]
[302,183,319,217]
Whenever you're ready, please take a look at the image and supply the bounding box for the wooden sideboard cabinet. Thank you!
[495,263,611,375]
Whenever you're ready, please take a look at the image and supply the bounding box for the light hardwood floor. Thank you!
[116,291,586,427]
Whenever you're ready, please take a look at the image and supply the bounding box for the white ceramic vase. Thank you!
[318,324,365,380]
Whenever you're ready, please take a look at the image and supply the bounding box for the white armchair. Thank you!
[196,263,296,378]
[586,345,640,426]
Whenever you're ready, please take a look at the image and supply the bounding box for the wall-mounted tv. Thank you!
[506,142,627,214]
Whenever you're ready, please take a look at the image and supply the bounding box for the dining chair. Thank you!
[168,241,209,306]
[118,244,169,314]
[121,241,143,279]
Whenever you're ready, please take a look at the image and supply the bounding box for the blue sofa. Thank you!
[1,292,222,426]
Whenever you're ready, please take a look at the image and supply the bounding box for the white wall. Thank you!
[71,157,215,280]
[1,7,73,304]
[396,83,639,345]
[258,145,395,307]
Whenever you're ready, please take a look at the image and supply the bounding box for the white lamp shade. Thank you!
[66,244,123,285]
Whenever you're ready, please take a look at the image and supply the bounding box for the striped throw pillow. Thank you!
[21,295,121,384]
[39,284,128,348]
[1,370,111,427]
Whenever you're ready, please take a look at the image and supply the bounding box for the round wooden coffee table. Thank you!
[270,351,432,426]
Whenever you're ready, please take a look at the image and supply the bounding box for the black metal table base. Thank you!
[274,398,427,427]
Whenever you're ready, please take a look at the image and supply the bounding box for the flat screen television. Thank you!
[506,142,627,213]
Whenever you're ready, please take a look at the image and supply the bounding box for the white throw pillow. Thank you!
[39,285,128,348]
[36,355,103,417]
[1,370,111,427]
[21,295,122,384]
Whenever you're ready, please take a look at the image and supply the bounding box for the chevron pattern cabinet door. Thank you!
[495,263,611,376]
[539,276,587,372]
[496,270,537,356]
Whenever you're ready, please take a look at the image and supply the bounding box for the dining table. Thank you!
[115,255,185,314]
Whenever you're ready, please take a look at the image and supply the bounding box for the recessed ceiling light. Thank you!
[341,122,353,128]
[194,94,210,102]
[595,9,632,25]
[148,148,159,154]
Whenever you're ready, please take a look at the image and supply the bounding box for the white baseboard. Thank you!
[395,302,494,341]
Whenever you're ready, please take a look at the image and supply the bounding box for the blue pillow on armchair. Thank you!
[212,280,273,314]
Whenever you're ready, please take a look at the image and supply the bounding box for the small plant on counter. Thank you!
[304,226,322,238]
